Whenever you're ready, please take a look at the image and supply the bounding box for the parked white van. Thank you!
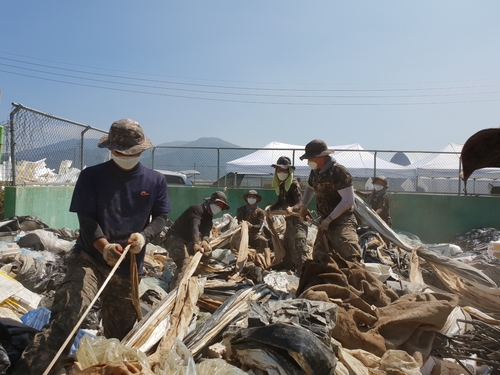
[155,169,193,186]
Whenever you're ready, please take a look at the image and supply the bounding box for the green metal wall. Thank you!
[5,186,500,244]
[4,186,78,229]
[389,193,500,243]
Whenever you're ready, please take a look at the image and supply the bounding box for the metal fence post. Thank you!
[9,104,22,186]
[458,156,463,196]
[80,126,91,171]
[152,147,156,169]
[217,148,220,188]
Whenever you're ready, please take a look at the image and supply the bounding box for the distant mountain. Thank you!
[142,137,245,179]
[14,138,108,171]
[155,137,240,149]
[157,140,190,147]
[13,137,248,180]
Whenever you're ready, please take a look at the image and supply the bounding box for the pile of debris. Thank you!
[1,199,500,375]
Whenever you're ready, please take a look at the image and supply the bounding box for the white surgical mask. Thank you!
[277,172,289,181]
[373,184,383,191]
[247,198,257,205]
[210,204,221,215]
[308,161,318,170]
[111,154,140,170]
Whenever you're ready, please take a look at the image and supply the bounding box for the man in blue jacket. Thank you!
[14,119,170,375]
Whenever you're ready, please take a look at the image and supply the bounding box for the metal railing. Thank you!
[5,104,499,195]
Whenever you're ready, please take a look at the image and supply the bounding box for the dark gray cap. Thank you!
[299,139,334,160]
[272,156,295,170]
[205,191,230,210]
[98,119,153,155]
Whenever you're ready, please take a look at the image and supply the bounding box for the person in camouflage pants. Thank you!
[14,251,139,375]
[268,156,310,274]
[356,176,392,227]
[13,119,170,375]
[299,139,361,262]
[231,190,269,252]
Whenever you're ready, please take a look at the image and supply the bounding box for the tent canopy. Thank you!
[411,143,500,179]
[226,141,414,179]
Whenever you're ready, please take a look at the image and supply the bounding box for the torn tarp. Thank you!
[246,298,337,345]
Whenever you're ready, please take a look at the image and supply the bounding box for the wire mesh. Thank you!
[5,103,107,185]
[5,104,500,195]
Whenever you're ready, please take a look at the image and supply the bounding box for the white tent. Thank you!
[225,141,414,179]
[411,143,500,179]
[407,143,500,194]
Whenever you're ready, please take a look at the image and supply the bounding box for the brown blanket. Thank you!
[297,253,458,365]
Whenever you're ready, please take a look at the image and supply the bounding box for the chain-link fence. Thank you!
[4,103,107,185]
[4,104,500,195]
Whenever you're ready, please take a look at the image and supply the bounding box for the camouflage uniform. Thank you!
[13,250,138,375]
[231,205,269,252]
[367,189,392,227]
[270,179,309,273]
[308,158,361,261]
[162,235,191,272]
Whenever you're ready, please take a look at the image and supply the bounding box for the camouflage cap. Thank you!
[205,191,230,210]
[243,189,262,203]
[98,119,153,155]
[299,139,334,160]
[271,156,296,170]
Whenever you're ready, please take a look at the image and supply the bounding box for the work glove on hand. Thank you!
[103,244,123,266]
[200,240,212,258]
[192,242,204,254]
[319,217,333,232]
[128,232,145,254]
[298,205,309,219]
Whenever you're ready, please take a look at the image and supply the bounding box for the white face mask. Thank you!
[373,184,384,191]
[247,197,257,205]
[308,161,318,170]
[277,172,289,181]
[111,153,140,170]
[210,204,221,215]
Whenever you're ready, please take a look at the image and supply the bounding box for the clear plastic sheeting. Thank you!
[76,335,150,371]
[339,347,421,375]
[196,358,247,375]
[153,338,196,375]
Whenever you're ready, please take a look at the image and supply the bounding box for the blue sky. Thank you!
[1,1,499,151]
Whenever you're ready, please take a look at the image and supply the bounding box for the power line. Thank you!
[2,54,500,92]
[2,62,500,99]
[2,69,500,106]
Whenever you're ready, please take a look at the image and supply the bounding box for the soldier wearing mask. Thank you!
[299,139,361,262]
[267,156,309,274]
[161,191,230,288]
[231,190,269,252]
[13,119,170,375]
[356,176,392,227]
